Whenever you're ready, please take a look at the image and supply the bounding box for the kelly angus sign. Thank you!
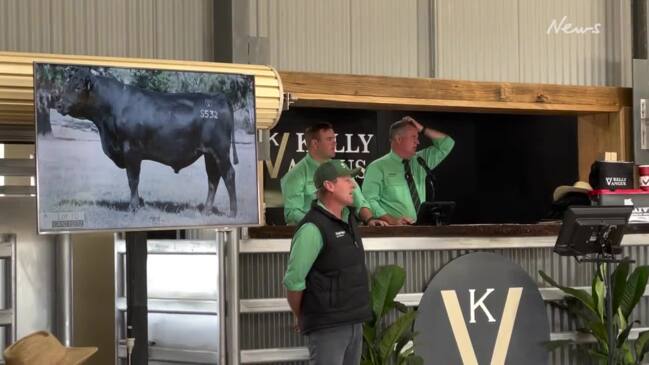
[415,252,549,364]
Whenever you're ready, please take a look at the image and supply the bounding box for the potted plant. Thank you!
[540,262,649,364]
[362,265,423,365]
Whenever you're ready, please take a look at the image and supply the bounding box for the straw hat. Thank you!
[3,331,97,365]
[553,181,593,202]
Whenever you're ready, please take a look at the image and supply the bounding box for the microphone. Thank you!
[416,156,433,175]
[417,156,436,202]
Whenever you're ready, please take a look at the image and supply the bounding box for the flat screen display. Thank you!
[34,63,259,232]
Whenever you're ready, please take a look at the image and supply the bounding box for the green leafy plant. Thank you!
[540,262,649,364]
[362,265,423,365]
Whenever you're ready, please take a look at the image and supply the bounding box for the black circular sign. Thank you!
[414,252,549,364]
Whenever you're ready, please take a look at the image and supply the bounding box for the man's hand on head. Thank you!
[403,116,423,133]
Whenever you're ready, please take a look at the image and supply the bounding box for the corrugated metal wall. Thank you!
[0,0,215,61]
[435,0,520,83]
[249,0,631,85]
[0,0,633,84]
[248,0,431,77]
[435,0,632,86]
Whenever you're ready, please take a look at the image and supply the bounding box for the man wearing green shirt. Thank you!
[362,116,455,225]
[284,161,380,364]
[280,122,375,225]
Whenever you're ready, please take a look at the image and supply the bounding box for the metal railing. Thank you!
[110,229,649,364]
[0,158,34,197]
[0,234,16,363]
[114,236,226,364]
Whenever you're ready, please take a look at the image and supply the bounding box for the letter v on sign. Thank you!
[440,288,523,365]
[264,133,289,179]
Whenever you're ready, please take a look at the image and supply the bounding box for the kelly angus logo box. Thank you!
[589,160,634,190]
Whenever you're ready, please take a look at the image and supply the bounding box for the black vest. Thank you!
[296,204,372,334]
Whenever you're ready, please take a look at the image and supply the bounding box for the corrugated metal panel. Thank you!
[435,0,632,86]
[261,0,351,74]
[239,243,649,364]
[518,0,604,85]
[605,0,633,87]
[0,144,3,188]
[2,144,32,187]
[0,0,214,61]
[252,0,423,77]
[350,0,419,76]
[435,0,520,82]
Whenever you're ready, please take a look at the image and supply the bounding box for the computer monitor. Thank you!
[415,201,456,226]
[554,206,633,256]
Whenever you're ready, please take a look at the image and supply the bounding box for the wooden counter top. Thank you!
[248,223,649,239]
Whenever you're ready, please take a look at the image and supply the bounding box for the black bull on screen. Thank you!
[55,66,240,216]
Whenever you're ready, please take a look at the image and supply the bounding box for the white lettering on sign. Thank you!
[547,16,602,35]
[269,132,280,147]
[200,109,219,119]
[441,287,524,365]
[359,134,374,153]
[287,132,374,154]
[296,133,307,152]
[335,133,375,154]
[469,288,496,323]
[605,177,628,186]
[343,134,359,153]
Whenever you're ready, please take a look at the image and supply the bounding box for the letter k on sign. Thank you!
[440,288,523,365]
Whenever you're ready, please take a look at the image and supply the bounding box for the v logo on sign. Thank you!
[440,288,523,365]
[606,177,613,185]
[264,132,289,179]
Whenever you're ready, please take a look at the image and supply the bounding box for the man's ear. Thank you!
[323,180,335,193]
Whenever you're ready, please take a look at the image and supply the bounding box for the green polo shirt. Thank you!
[362,136,455,220]
[283,202,350,291]
[280,154,370,225]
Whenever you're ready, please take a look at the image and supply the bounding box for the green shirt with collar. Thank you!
[280,153,370,225]
[362,136,455,220]
[283,201,350,291]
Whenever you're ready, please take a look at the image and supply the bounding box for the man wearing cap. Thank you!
[284,161,380,365]
[363,116,455,225]
[281,122,376,225]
